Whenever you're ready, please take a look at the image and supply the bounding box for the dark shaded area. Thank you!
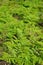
[34,23,38,27]
[0,60,10,65]
[12,34,18,40]
[9,0,12,1]
[23,63,25,65]
[10,61,14,65]
[38,38,43,41]
[11,61,18,65]
[23,4,29,8]
[0,32,2,34]
[38,22,43,27]
[23,20,29,23]
[26,35,30,40]
[12,13,24,20]
[5,36,11,41]
[24,0,26,1]
[0,38,4,45]
[35,62,41,65]
[0,20,6,24]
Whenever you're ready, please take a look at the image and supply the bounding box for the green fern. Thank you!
[0,0,43,65]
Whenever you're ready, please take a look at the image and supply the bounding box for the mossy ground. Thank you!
[0,0,43,65]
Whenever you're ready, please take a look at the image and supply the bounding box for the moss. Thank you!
[0,0,43,65]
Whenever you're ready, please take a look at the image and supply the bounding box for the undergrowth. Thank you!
[0,0,43,65]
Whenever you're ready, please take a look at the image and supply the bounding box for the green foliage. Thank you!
[0,0,43,65]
